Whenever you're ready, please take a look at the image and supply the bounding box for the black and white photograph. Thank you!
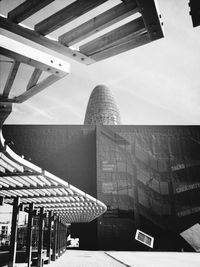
[0,0,200,266]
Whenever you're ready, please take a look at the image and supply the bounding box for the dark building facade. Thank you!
[3,125,200,251]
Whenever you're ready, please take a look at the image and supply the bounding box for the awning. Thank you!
[0,133,107,223]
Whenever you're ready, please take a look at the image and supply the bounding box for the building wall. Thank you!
[3,125,98,249]
[3,125,200,251]
[3,125,96,196]
[96,125,200,251]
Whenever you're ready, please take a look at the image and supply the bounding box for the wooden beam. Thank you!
[90,32,150,62]
[0,103,12,129]
[35,0,108,35]
[80,17,145,55]
[8,197,20,267]
[34,201,81,206]
[26,68,43,91]
[0,42,69,78]
[0,16,94,65]
[14,194,68,199]
[14,74,61,103]
[136,0,164,41]
[2,61,20,98]
[8,0,55,23]
[47,211,53,264]
[81,28,146,58]
[37,208,84,213]
[0,185,63,191]
[0,176,23,187]
[99,28,146,52]
[59,0,138,46]
[0,172,41,177]
[26,203,34,267]
[0,177,17,188]
[189,0,200,27]
[0,196,4,205]
[37,207,44,267]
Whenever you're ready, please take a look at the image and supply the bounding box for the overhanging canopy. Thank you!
[0,133,107,223]
[0,0,164,64]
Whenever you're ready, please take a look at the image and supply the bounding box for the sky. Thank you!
[0,0,200,125]
[0,204,27,225]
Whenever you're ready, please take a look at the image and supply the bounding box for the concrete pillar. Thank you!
[8,197,20,267]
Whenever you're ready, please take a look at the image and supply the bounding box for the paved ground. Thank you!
[50,250,125,267]
[49,250,199,267]
[106,251,200,267]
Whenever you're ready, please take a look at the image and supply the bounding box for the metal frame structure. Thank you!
[0,0,164,65]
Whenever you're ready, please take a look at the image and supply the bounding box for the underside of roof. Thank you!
[0,0,164,65]
[0,104,107,224]
[0,130,107,224]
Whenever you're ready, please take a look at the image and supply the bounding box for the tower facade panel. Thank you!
[84,85,121,125]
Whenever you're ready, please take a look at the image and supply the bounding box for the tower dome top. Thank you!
[84,85,121,125]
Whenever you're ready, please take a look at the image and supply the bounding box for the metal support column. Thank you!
[26,203,34,267]
[61,223,64,252]
[37,207,44,267]
[47,211,52,264]
[60,221,62,255]
[57,218,60,257]
[52,215,57,261]
[65,225,67,251]
[8,197,20,267]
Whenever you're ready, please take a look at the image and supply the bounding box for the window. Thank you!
[135,229,154,248]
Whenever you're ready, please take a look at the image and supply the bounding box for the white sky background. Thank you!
[0,0,200,125]
[0,204,27,225]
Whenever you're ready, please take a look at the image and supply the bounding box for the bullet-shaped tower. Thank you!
[84,85,121,125]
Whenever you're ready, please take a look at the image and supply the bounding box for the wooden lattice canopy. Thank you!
[0,0,164,65]
[0,28,70,103]
[0,129,107,224]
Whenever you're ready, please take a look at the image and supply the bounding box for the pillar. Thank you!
[52,215,57,261]
[8,197,20,267]
[61,223,64,252]
[64,224,67,251]
[26,203,34,267]
[57,217,60,257]
[47,211,52,264]
[37,207,44,267]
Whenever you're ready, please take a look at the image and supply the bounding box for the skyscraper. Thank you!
[84,85,121,125]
